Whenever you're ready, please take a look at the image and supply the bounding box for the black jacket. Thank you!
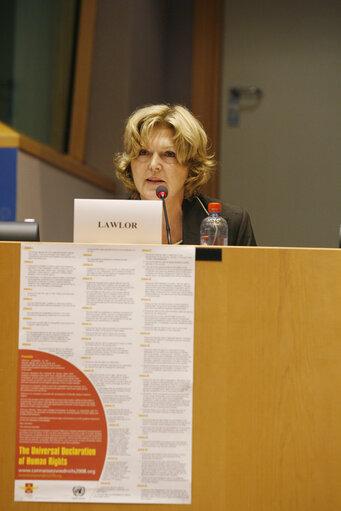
[182,194,256,246]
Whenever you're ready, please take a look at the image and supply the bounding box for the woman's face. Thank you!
[131,126,188,204]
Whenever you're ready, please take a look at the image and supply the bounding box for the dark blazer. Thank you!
[182,194,257,246]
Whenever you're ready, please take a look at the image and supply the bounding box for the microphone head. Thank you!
[156,185,168,199]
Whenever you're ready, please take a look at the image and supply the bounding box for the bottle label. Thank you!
[200,234,227,246]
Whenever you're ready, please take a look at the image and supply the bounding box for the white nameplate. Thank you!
[74,199,162,244]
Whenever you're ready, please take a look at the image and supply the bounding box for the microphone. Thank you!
[156,185,172,244]
[156,185,168,200]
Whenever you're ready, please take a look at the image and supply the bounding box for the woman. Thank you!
[114,104,256,245]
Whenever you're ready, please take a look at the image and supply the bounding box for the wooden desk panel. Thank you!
[0,243,340,510]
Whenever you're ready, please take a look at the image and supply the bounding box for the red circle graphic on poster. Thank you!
[15,349,107,481]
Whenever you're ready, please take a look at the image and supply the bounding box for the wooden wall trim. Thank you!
[68,0,98,162]
[191,0,223,198]
[0,122,20,147]
[0,124,116,192]
[19,133,116,192]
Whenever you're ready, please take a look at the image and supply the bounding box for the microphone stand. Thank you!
[161,197,172,244]
[156,186,172,244]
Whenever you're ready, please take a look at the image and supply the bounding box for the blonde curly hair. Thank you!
[114,104,216,199]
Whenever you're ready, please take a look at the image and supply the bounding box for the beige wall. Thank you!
[16,151,112,241]
[219,0,341,247]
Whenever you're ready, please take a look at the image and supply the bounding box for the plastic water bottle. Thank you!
[200,202,228,246]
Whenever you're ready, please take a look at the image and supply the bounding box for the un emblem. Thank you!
[72,486,86,497]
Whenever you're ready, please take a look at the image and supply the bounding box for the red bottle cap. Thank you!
[208,202,221,213]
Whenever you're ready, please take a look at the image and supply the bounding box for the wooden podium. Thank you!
[1,242,340,511]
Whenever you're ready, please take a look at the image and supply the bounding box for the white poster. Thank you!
[14,243,195,504]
